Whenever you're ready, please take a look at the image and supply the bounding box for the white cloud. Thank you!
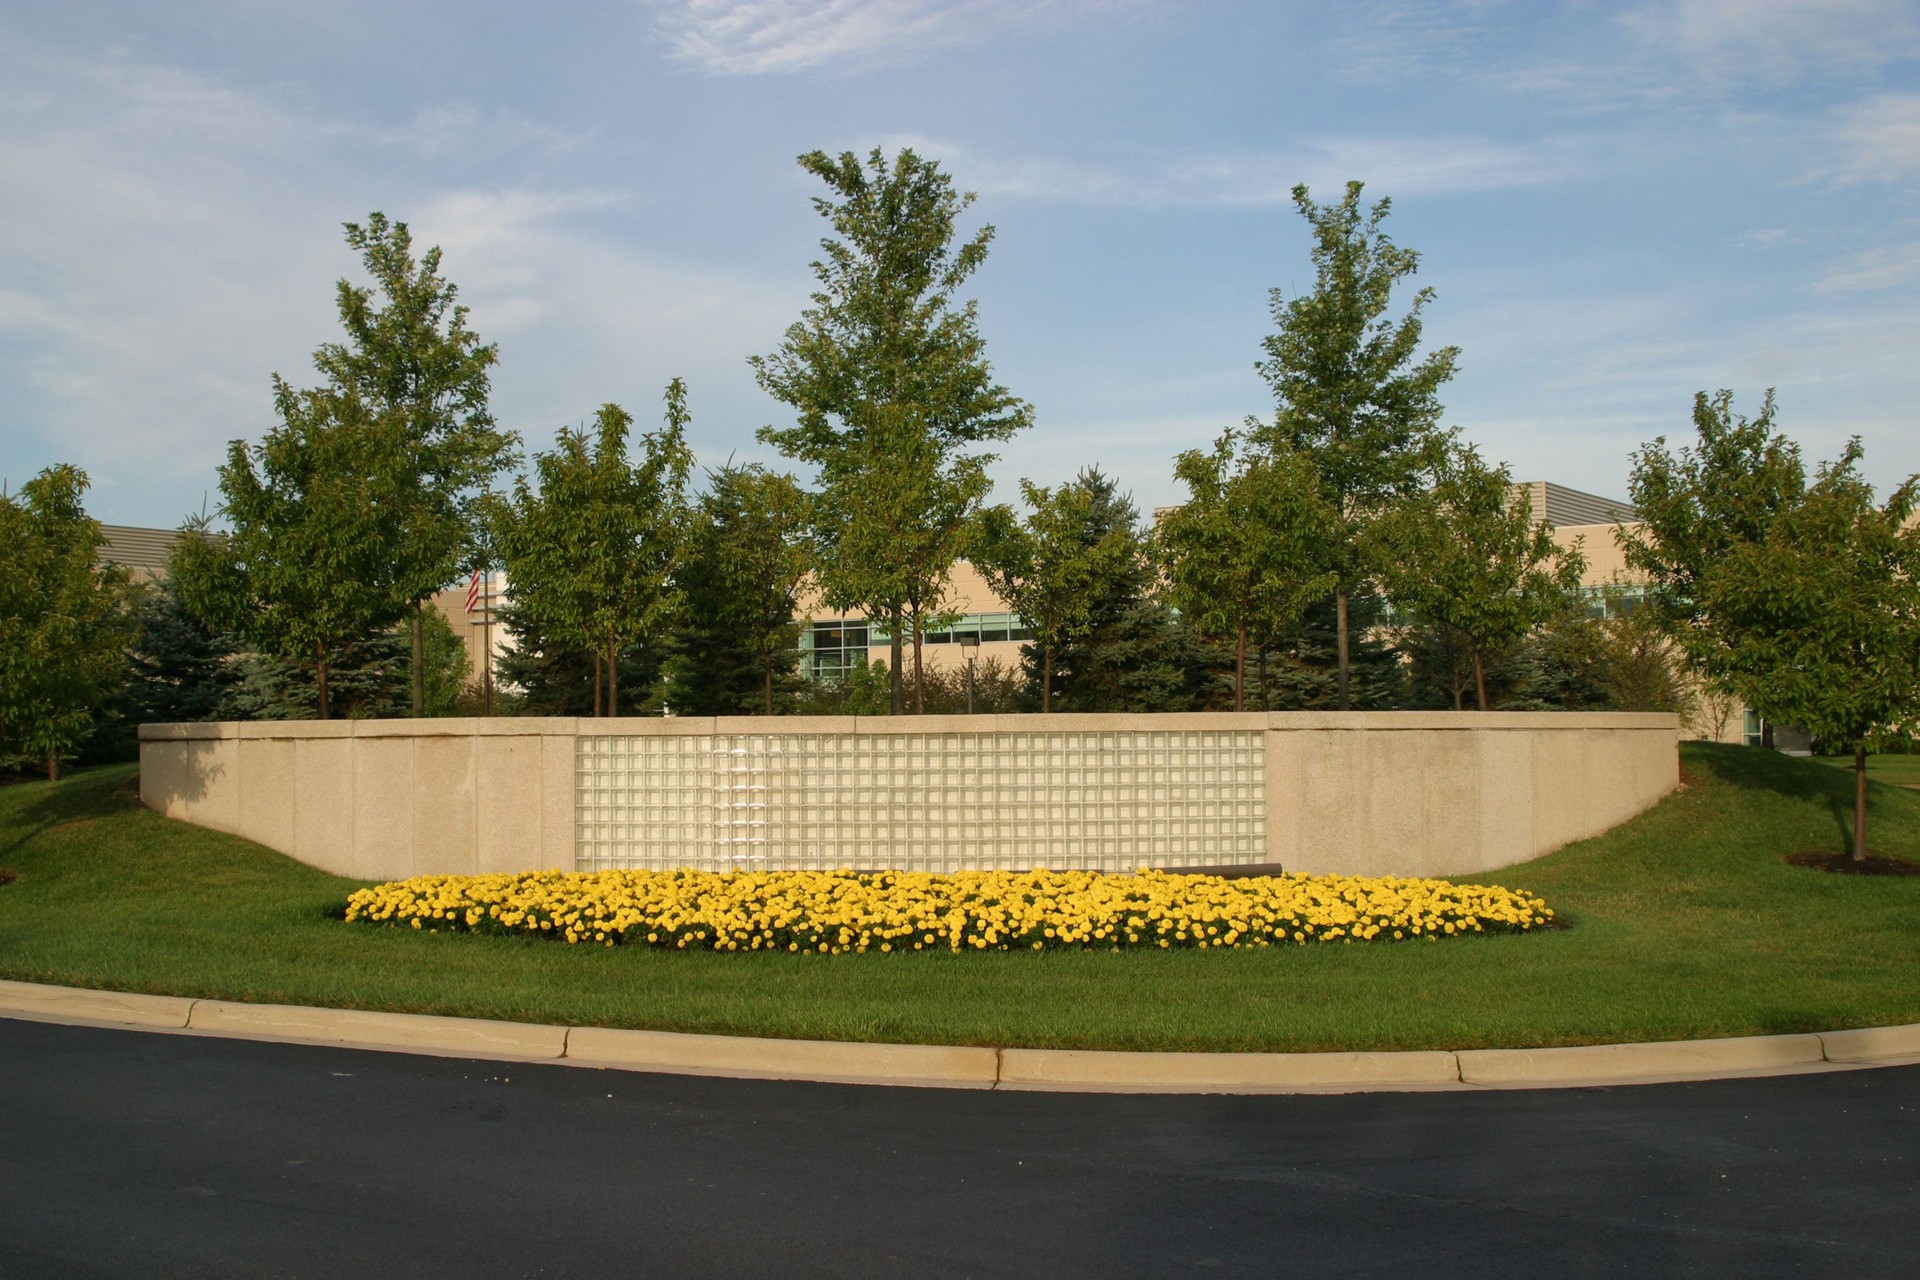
[1822,93,1920,184]
[873,133,1575,208]
[1811,241,1920,292]
[647,0,1122,74]
[0,41,794,521]
[1624,0,1920,83]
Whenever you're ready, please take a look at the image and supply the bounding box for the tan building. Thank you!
[797,559,1033,681]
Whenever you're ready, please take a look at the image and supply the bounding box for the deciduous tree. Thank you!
[0,465,139,779]
[1698,441,1920,862]
[173,386,415,720]
[1369,445,1585,710]
[753,146,1030,714]
[316,213,515,715]
[1251,181,1457,709]
[1157,430,1338,711]
[490,388,693,716]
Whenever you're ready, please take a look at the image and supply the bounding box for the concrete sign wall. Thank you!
[138,712,1679,882]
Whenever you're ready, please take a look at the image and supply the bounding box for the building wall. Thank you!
[140,711,1680,881]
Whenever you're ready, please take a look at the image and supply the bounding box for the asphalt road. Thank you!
[3,1018,1917,1278]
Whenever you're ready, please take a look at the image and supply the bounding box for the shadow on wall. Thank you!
[136,735,226,826]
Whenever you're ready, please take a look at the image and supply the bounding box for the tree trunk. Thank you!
[911,616,925,716]
[1335,591,1351,711]
[45,751,59,783]
[1258,646,1269,713]
[1854,745,1869,863]
[1042,642,1053,713]
[1472,648,1489,711]
[607,637,619,718]
[1234,624,1247,713]
[764,654,774,716]
[593,652,603,719]
[1761,720,1773,749]
[411,611,424,717]
[315,648,331,721]
[889,610,904,715]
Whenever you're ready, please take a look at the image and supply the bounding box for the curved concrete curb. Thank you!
[3,979,1918,1094]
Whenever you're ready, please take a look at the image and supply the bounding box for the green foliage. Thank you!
[172,382,417,719]
[974,475,1140,711]
[0,465,139,778]
[1705,441,1920,759]
[1019,472,1193,714]
[793,657,894,716]
[1157,429,1338,710]
[226,608,473,720]
[1622,389,1805,646]
[665,466,812,716]
[176,213,512,720]
[1540,595,1694,717]
[752,147,1031,462]
[490,388,693,716]
[1370,445,1586,709]
[124,571,246,725]
[1626,391,1920,859]
[1255,588,1403,711]
[492,603,664,717]
[753,146,1030,713]
[1250,181,1458,706]
[317,212,516,700]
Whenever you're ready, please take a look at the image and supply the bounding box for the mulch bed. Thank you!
[1784,850,1920,877]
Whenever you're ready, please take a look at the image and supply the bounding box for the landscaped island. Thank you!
[2,743,1917,1053]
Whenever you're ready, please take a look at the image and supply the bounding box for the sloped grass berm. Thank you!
[1,744,1917,1053]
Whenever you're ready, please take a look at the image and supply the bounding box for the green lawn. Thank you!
[2,743,1918,1053]
[1811,753,1920,788]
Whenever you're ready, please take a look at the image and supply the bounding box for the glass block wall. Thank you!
[575,730,1266,873]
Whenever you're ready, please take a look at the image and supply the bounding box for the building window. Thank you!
[797,612,1032,680]
[799,619,869,683]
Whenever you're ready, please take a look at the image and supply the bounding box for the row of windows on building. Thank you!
[799,614,1035,681]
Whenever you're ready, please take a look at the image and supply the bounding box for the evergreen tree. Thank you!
[0,465,139,779]
[1035,472,1191,713]
[975,474,1138,712]
[753,146,1030,713]
[1251,181,1458,708]
[665,466,811,716]
[125,570,245,724]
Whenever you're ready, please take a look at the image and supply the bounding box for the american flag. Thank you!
[464,568,484,614]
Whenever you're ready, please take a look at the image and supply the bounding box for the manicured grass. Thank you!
[1811,753,1920,788]
[2,745,1918,1052]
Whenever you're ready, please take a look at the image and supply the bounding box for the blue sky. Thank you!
[4,0,1918,529]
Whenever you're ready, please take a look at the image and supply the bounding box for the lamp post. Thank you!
[959,633,980,714]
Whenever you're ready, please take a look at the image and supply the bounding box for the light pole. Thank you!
[960,633,979,714]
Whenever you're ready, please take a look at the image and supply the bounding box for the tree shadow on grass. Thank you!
[1685,742,1879,857]
[0,767,139,864]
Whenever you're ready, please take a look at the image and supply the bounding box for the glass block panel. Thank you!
[575,729,1265,873]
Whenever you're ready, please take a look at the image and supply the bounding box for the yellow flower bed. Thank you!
[343,868,1554,953]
